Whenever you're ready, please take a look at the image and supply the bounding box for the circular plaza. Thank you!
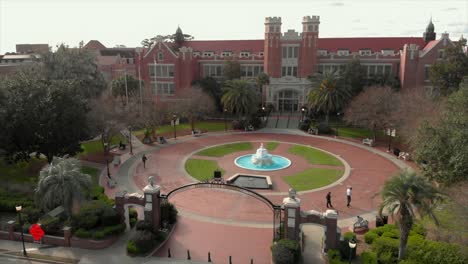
[123,131,408,263]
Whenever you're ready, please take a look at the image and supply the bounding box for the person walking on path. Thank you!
[142,154,148,169]
[346,187,352,208]
[326,192,333,208]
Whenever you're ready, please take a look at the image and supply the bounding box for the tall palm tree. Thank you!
[307,70,351,123]
[35,157,92,216]
[379,170,443,260]
[256,73,270,107]
[221,79,258,117]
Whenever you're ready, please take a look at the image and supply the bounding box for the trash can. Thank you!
[376,215,389,227]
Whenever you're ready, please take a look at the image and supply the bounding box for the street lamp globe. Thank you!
[15,205,22,212]
[349,239,357,248]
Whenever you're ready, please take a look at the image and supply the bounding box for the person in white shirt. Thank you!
[346,187,352,208]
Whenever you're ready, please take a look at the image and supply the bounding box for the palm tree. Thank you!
[379,170,443,260]
[35,157,92,216]
[307,70,351,123]
[256,73,270,107]
[221,79,258,117]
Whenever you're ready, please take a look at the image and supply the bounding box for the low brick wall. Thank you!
[0,222,120,249]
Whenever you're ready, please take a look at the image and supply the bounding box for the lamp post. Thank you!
[172,114,177,139]
[104,143,111,179]
[336,112,341,137]
[135,47,143,115]
[348,238,357,264]
[386,128,396,152]
[128,126,133,155]
[262,106,266,122]
[15,205,27,257]
[301,106,306,122]
[224,108,228,132]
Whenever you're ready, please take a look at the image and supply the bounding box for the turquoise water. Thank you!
[234,155,291,171]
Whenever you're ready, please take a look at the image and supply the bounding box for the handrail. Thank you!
[160,182,281,211]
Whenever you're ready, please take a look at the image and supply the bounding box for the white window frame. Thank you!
[203,52,214,57]
[381,50,395,56]
[203,64,224,78]
[282,45,299,59]
[221,51,232,57]
[424,65,432,80]
[241,64,264,78]
[149,64,174,78]
[317,50,328,56]
[337,50,349,56]
[359,50,372,56]
[152,81,175,96]
[240,51,250,58]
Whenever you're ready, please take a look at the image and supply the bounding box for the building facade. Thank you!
[86,16,455,111]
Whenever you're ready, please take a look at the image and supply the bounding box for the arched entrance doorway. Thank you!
[160,182,283,241]
[277,89,300,112]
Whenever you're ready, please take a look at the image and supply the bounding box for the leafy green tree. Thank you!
[110,74,143,105]
[307,70,352,123]
[429,43,468,95]
[40,44,107,98]
[224,59,241,80]
[221,80,258,117]
[35,157,92,216]
[379,170,443,260]
[256,73,270,106]
[343,59,366,95]
[0,72,89,163]
[414,80,468,185]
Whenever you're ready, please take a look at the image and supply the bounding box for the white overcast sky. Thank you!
[0,0,467,53]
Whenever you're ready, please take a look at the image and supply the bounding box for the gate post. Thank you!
[282,189,301,241]
[143,176,161,232]
[324,209,339,251]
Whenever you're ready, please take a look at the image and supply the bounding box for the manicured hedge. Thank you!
[271,239,301,264]
[361,251,378,264]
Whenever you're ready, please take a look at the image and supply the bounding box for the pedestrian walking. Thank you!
[346,187,352,208]
[142,154,147,168]
[326,192,333,208]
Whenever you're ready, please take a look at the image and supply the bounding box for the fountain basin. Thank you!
[227,173,272,189]
[235,154,291,171]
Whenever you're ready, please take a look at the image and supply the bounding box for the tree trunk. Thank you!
[46,154,53,164]
[398,225,410,259]
[372,124,377,142]
[325,110,329,124]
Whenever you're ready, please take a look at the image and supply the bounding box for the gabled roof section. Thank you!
[84,40,106,50]
[318,37,427,53]
[183,40,264,54]
[100,48,135,58]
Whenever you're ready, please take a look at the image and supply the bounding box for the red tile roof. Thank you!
[318,37,427,52]
[421,40,439,51]
[183,40,264,53]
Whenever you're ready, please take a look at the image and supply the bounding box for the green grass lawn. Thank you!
[195,142,253,157]
[80,135,126,156]
[185,159,225,181]
[284,168,343,191]
[81,166,100,186]
[0,158,46,184]
[134,121,226,136]
[288,145,342,166]
[266,142,280,151]
[336,127,386,139]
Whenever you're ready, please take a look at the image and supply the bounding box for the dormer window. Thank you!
[381,49,395,56]
[337,50,349,56]
[221,51,232,57]
[437,49,445,59]
[258,52,264,57]
[359,49,372,56]
[317,50,328,56]
[203,51,214,57]
[240,51,250,58]
[193,51,200,57]
[158,52,163,61]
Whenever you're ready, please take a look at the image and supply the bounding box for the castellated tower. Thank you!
[299,16,320,78]
[264,17,282,78]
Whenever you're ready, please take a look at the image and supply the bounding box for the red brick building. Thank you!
[87,16,455,112]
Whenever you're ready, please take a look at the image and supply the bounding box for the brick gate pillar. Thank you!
[282,189,301,241]
[324,209,339,251]
[143,176,161,232]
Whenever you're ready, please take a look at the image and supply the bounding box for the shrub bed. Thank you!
[271,239,301,264]
[72,200,123,239]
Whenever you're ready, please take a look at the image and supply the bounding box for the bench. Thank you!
[245,125,254,131]
[107,179,117,188]
[192,130,202,137]
[353,216,369,232]
[158,136,167,144]
[398,152,411,161]
[112,156,121,166]
[308,128,318,135]
[362,138,374,147]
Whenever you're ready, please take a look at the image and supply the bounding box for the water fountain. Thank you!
[234,143,291,171]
